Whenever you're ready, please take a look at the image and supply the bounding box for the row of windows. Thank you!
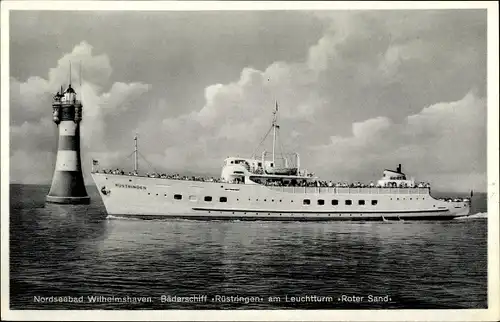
[149,192,382,206]
[172,194,228,202]
[304,199,377,206]
[145,192,424,203]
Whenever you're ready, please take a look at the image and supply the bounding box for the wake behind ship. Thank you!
[91,103,470,221]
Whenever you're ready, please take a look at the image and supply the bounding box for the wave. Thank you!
[454,212,487,220]
[106,215,142,221]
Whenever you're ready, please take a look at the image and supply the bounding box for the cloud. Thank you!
[308,92,486,192]
[9,11,487,193]
[129,11,486,192]
[10,41,151,183]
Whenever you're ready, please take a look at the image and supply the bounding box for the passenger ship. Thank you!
[91,105,470,221]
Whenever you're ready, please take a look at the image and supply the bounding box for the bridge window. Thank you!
[318,199,325,205]
[220,197,227,203]
[204,196,212,202]
[358,200,365,205]
[174,194,182,200]
[332,199,338,206]
[303,199,311,205]
[345,200,352,206]
[372,200,378,205]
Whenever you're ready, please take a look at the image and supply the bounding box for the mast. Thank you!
[272,101,279,165]
[79,62,82,101]
[134,133,138,173]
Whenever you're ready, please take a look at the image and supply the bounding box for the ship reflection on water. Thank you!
[9,184,487,310]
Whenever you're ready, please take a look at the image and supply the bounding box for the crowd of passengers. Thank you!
[95,168,430,188]
[96,169,223,183]
[260,180,430,188]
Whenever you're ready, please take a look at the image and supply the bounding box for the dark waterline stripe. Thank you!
[191,207,449,214]
[107,214,458,221]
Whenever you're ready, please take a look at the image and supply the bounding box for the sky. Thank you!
[8,8,488,192]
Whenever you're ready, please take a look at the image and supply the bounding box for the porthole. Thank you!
[204,196,212,202]
[220,197,227,202]
[371,200,378,206]
[318,199,325,205]
[303,199,311,205]
[129,179,132,182]
[358,200,365,205]
[174,194,182,200]
[264,199,267,202]
[164,194,167,197]
[332,200,338,206]
[345,200,352,206]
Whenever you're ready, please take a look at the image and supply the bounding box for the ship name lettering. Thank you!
[115,183,147,190]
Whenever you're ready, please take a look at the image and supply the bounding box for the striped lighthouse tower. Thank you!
[46,76,90,204]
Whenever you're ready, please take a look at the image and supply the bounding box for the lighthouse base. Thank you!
[46,195,91,205]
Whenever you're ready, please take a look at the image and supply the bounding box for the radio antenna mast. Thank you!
[79,62,83,101]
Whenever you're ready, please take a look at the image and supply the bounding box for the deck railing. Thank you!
[267,186,430,195]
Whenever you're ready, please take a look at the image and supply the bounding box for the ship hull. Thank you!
[92,173,470,221]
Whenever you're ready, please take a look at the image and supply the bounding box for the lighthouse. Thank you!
[46,77,90,204]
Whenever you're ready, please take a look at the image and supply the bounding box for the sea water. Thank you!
[9,184,487,309]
